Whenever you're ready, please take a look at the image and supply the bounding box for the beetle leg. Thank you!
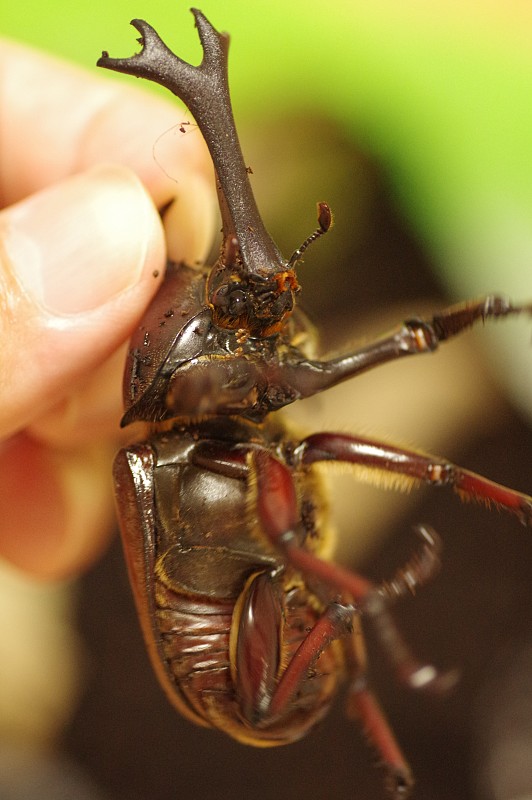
[342,630,414,799]
[266,600,415,798]
[253,450,458,797]
[268,602,353,718]
[295,432,532,526]
[366,525,459,691]
[348,677,414,799]
[252,450,453,690]
[345,526,458,796]
[282,296,531,401]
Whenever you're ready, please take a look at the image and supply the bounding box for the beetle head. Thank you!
[207,250,299,338]
[97,11,331,422]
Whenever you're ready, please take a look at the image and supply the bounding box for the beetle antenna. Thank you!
[288,202,333,267]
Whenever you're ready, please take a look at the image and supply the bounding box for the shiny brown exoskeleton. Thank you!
[99,10,532,797]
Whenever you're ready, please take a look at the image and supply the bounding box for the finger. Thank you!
[0,53,162,576]
[0,164,167,439]
[26,346,127,448]
[0,38,213,211]
[0,432,116,579]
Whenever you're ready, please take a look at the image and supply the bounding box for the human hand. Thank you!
[0,41,216,578]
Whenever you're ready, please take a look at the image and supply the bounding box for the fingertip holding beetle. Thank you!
[0,163,171,442]
[1,164,164,316]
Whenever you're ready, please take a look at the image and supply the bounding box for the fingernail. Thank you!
[2,165,160,315]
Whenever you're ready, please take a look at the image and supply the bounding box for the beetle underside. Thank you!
[99,10,532,798]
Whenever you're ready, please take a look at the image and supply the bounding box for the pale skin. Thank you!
[0,40,216,578]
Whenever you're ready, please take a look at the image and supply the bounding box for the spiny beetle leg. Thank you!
[296,433,532,525]
[253,448,373,599]
[266,602,415,796]
[252,451,453,693]
[268,603,352,719]
[429,295,531,340]
[376,524,443,601]
[309,296,532,397]
[347,677,414,799]
[342,631,414,799]
[252,450,456,795]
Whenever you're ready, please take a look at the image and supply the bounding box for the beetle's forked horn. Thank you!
[97,9,286,277]
[288,202,333,267]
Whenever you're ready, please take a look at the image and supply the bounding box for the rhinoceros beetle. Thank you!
[98,10,532,797]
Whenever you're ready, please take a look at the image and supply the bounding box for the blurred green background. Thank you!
[3,0,532,416]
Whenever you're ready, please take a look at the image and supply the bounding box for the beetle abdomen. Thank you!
[155,579,340,746]
[156,584,234,722]
[114,423,340,744]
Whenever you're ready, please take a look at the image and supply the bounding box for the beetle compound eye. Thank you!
[227,289,248,316]
[212,285,249,318]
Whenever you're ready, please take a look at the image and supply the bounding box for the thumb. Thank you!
[0,164,165,438]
